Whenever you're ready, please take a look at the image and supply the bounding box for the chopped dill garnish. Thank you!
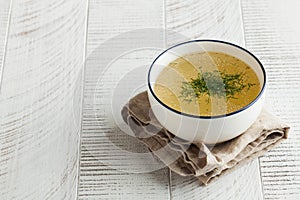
[180,70,255,103]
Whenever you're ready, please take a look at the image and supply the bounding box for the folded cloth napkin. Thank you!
[121,91,290,185]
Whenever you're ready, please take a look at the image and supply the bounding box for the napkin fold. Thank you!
[121,91,290,185]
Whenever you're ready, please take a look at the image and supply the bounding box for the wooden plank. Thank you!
[0,0,87,199]
[0,0,11,87]
[170,161,262,199]
[165,0,264,199]
[77,0,171,199]
[165,0,245,46]
[242,0,300,199]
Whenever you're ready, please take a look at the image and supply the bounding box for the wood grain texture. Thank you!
[78,0,265,199]
[0,0,11,87]
[78,0,171,199]
[0,0,87,199]
[165,0,245,46]
[165,0,263,199]
[242,0,300,199]
[170,161,262,200]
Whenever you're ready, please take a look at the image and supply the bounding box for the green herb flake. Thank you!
[180,70,255,103]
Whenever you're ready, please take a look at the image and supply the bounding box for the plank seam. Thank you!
[163,0,167,47]
[239,0,246,47]
[168,169,172,200]
[76,0,90,199]
[240,0,265,199]
[0,0,13,93]
[163,0,172,199]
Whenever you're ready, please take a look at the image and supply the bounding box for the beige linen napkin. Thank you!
[121,91,290,185]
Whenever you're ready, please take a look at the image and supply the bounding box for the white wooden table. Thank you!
[0,0,299,199]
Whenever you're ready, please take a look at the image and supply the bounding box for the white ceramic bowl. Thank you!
[147,40,266,144]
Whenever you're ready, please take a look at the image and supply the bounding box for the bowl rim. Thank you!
[147,39,266,119]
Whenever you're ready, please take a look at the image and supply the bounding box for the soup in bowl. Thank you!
[147,40,266,144]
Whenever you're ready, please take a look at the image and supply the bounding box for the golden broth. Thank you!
[153,52,261,116]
